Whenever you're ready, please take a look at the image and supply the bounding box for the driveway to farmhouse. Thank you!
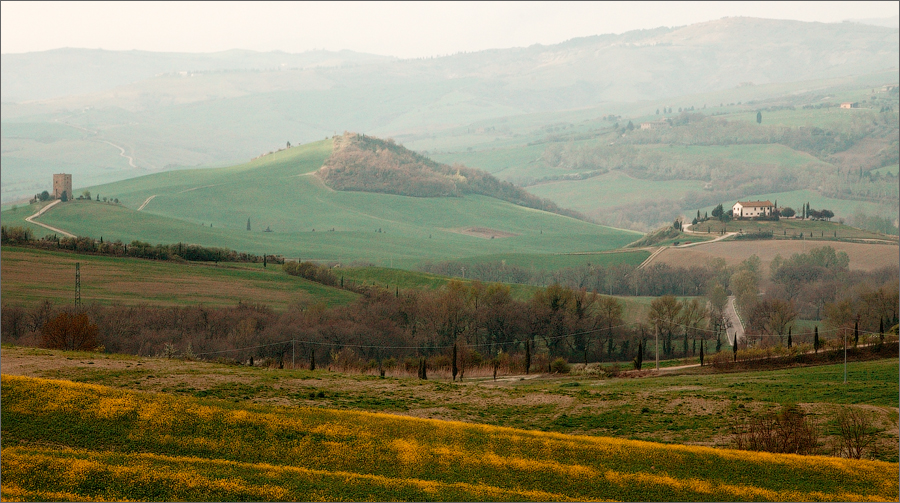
[724,295,745,345]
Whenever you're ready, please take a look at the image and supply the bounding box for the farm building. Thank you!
[839,102,859,109]
[640,120,670,130]
[53,173,72,200]
[732,200,774,218]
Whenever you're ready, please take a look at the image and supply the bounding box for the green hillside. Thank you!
[20,140,639,269]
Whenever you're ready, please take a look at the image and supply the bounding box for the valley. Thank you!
[2,10,898,502]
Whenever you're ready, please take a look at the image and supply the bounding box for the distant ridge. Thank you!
[317,132,584,220]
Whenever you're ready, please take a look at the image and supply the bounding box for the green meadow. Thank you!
[14,140,639,269]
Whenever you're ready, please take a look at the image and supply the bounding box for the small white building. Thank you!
[733,200,774,218]
[640,120,670,130]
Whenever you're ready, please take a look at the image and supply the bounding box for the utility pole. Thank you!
[655,325,659,370]
[75,262,81,310]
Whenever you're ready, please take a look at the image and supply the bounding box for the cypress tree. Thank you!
[635,340,643,370]
[525,340,531,375]
[814,326,819,353]
[733,335,738,362]
[787,327,792,348]
[422,358,427,380]
[880,318,885,346]
[854,320,859,347]
[700,341,704,366]
[310,351,315,371]
[452,343,458,381]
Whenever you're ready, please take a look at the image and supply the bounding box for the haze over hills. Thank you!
[0,48,394,103]
[1,16,897,236]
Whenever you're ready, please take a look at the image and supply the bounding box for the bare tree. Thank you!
[833,408,880,460]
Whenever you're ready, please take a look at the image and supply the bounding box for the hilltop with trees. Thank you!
[318,133,583,219]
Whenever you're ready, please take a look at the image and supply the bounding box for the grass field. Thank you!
[0,245,662,325]
[5,346,896,452]
[2,369,897,501]
[0,246,356,309]
[689,218,897,242]
[9,139,640,269]
[528,171,704,216]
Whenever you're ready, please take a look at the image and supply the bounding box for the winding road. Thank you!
[637,223,738,270]
[24,200,76,238]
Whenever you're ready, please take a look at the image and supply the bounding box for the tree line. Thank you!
[6,251,895,374]
[0,226,277,264]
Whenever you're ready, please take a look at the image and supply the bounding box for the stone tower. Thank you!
[53,173,72,200]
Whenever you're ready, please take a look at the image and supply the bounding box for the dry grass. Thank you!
[0,246,355,308]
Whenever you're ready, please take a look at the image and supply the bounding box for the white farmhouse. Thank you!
[732,200,774,218]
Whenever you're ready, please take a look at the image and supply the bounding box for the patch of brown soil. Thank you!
[654,240,898,272]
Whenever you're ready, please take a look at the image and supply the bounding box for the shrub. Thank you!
[550,357,570,374]
[732,404,819,454]
[40,312,99,351]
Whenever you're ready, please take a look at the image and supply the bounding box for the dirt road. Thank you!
[24,200,75,238]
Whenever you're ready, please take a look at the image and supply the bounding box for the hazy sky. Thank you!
[2,1,897,57]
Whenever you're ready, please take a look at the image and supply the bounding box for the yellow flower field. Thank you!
[2,374,898,501]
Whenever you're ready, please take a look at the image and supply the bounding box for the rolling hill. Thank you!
[3,373,897,501]
[18,138,640,268]
[2,17,897,203]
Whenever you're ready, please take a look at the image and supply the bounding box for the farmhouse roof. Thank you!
[736,200,774,208]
